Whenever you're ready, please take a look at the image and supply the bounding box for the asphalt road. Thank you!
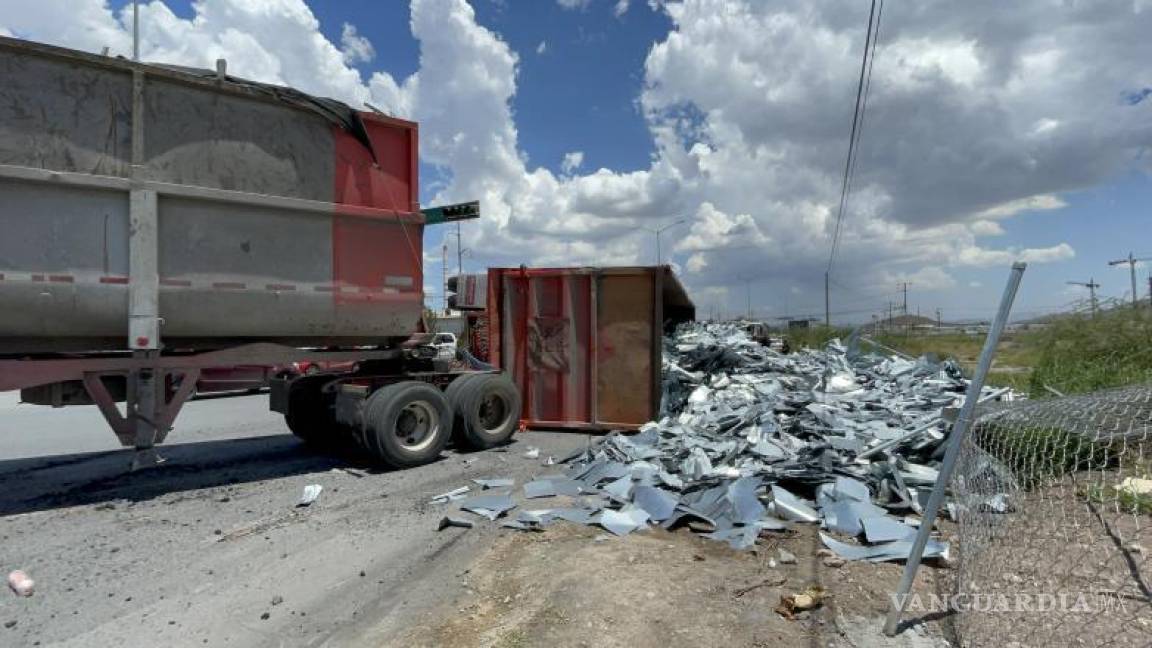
[0,391,590,647]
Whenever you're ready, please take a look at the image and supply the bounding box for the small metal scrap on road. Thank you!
[297,484,323,507]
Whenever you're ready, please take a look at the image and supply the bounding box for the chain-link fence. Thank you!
[948,382,1152,646]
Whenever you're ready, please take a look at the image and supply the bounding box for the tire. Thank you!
[362,381,453,468]
[444,373,481,424]
[445,373,483,445]
[455,374,521,450]
[284,377,338,447]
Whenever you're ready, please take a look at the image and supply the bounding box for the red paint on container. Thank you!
[487,266,695,432]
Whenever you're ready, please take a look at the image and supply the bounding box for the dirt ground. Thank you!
[392,519,952,648]
[947,478,1152,647]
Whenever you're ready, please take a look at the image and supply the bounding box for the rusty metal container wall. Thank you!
[487,266,695,431]
[0,38,424,354]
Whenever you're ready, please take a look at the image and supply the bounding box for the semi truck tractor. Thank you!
[0,37,521,468]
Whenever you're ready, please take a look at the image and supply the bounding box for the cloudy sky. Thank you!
[4,0,1150,323]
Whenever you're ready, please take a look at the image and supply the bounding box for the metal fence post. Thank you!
[883,262,1026,636]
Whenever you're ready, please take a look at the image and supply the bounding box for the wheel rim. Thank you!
[477,391,510,434]
[396,401,439,451]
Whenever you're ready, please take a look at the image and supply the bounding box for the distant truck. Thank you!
[0,37,520,468]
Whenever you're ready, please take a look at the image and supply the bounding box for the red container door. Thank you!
[499,272,593,427]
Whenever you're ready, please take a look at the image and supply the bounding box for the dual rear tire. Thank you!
[449,373,521,450]
[286,373,521,469]
[361,381,454,468]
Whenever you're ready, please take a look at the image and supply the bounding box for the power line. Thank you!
[827,0,880,273]
[825,0,884,326]
[839,0,884,252]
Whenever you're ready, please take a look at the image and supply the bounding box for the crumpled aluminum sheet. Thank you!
[455,323,1010,560]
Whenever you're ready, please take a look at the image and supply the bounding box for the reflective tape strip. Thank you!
[383,275,414,288]
[0,274,415,297]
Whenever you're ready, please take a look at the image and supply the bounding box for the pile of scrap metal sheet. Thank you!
[439,323,1012,561]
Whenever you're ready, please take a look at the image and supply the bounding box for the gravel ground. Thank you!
[0,395,590,647]
[0,393,954,648]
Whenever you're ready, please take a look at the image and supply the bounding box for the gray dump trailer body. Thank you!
[0,37,424,355]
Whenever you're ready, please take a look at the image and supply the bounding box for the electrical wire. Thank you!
[827,0,884,274]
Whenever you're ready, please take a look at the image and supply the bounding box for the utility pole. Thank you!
[1067,278,1101,317]
[746,280,752,321]
[1107,252,1152,309]
[1148,276,1152,309]
[825,272,831,327]
[899,282,910,316]
[132,0,140,61]
[442,243,449,315]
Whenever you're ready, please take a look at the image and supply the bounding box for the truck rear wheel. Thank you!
[454,374,521,450]
[363,381,452,468]
[444,373,481,410]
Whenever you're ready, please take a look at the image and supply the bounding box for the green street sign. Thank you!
[422,200,480,224]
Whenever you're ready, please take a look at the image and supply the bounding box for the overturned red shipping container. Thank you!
[487,266,695,431]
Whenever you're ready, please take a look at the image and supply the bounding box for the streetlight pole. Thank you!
[639,219,686,266]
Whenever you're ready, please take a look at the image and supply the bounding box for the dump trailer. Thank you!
[0,37,521,467]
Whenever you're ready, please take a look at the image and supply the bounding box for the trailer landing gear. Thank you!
[81,367,201,470]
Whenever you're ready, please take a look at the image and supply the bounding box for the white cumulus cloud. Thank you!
[3,0,1149,320]
[560,151,584,174]
[340,22,375,64]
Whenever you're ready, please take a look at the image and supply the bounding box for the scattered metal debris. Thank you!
[523,480,557,499]
[459,493,517,521]
[523,446,541,459]
[431,486,471,503]
[473,478,515,490]
[451,323,1012,561]
[297,484,322,507]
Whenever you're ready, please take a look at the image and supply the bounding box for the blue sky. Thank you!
[306,1,671,183]
[10,0,1151,322]
[159,0,668,181]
